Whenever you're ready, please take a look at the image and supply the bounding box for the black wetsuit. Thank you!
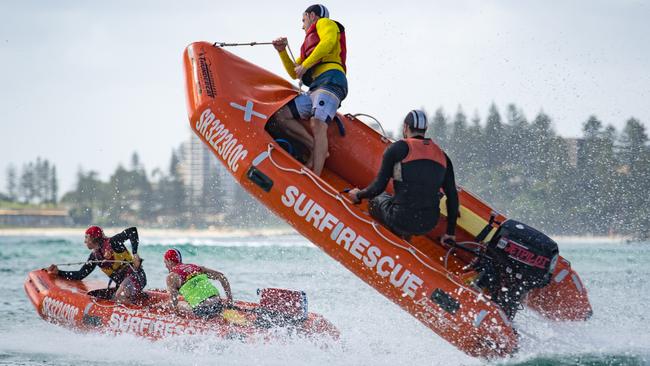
[357,137,459,238]
[58,227,146,289]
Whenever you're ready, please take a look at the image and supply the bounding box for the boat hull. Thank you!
[181,42,592,357]
[24,270,339,341]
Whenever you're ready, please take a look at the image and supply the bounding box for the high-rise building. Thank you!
[177,132,237,215]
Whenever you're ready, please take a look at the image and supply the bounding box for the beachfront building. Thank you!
[0,208,73,227]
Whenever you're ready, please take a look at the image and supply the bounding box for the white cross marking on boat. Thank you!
[230,100,267,122]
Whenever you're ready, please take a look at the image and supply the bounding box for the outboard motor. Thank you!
[254,288,309,328]
[474,219,559,319]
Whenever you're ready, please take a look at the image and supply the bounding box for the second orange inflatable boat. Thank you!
[182,42,592,358]
[24,269,339,342]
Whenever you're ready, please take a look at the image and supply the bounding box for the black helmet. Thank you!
[404,110,427,130]
[305,4,330,18]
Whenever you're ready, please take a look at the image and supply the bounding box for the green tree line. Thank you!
[58,151,187,227]
[3,158,58,205]
[426,103,649,238]
[55,151,271,228]
[2,104,649,237]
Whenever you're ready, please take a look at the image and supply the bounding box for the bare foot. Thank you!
[305,151,329,170]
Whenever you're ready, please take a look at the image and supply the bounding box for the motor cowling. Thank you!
[255,288,308,328]
[475,219,559,318]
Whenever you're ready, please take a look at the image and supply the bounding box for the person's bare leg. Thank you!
[113,280,135,305]
[276,119,314,151]
[274,106,314,147]
[201,296,226,310]
[177,301,193,316]
[310,118,329,175]
[305,150,314,170]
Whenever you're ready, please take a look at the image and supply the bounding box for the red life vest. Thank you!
[172,263,203,283]
[300,20,347,72]
[402,138,447,167]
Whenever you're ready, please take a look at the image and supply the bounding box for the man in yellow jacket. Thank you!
[272,4,348,176]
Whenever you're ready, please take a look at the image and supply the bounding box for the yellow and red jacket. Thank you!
[97,238,134,278]
[279,18,346,84]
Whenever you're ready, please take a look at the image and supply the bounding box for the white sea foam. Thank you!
[2,235,650,365]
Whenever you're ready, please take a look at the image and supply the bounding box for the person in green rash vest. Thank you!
[163,248,233,319]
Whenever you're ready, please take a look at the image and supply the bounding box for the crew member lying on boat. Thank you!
[47,226,146,305]
[347,110,460,242]
[163,248,234,319]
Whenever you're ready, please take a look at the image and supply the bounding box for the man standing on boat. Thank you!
[163,248,233,319]
[271,4,348,176]
[347,110,460,243]
[46,226,146,304]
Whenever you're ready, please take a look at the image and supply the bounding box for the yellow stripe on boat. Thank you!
[440,196,496,242]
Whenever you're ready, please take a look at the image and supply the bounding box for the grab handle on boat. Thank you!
[247,166,274,192]
[475,211,501,243]
[274,138,295,155]
[443,239,490,259]
[348,113,393,142]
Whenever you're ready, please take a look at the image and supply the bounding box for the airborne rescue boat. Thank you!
[181,42,592,358]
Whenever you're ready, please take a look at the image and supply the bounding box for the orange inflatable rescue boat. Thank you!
[181,42,592,358]
[24,269,338,342]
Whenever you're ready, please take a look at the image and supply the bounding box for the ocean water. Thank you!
[0,232,649,365]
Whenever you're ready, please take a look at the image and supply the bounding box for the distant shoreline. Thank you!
[0,226,297,238]
[0,227,631,243]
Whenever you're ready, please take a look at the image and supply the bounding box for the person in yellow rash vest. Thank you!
[272,4,348,176]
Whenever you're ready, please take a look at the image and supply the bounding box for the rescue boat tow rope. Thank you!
[53,260,133,266]
[264,143,483,299]
[213,41,274,47]
[48,260,136,308]
[213,40,304,92]
[284,43,305,92]
[89,297,129,309]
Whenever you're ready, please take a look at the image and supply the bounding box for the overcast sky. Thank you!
[1,0,649,193]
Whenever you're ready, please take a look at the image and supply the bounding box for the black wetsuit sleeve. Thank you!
[442,154,459,235]
[357,141,409,200]
[109,227,139,254]
[57,253,97,280]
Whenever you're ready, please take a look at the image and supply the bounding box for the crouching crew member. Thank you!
[347,110,459,242]
[47,226,146,304]
[164,248,233,319]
